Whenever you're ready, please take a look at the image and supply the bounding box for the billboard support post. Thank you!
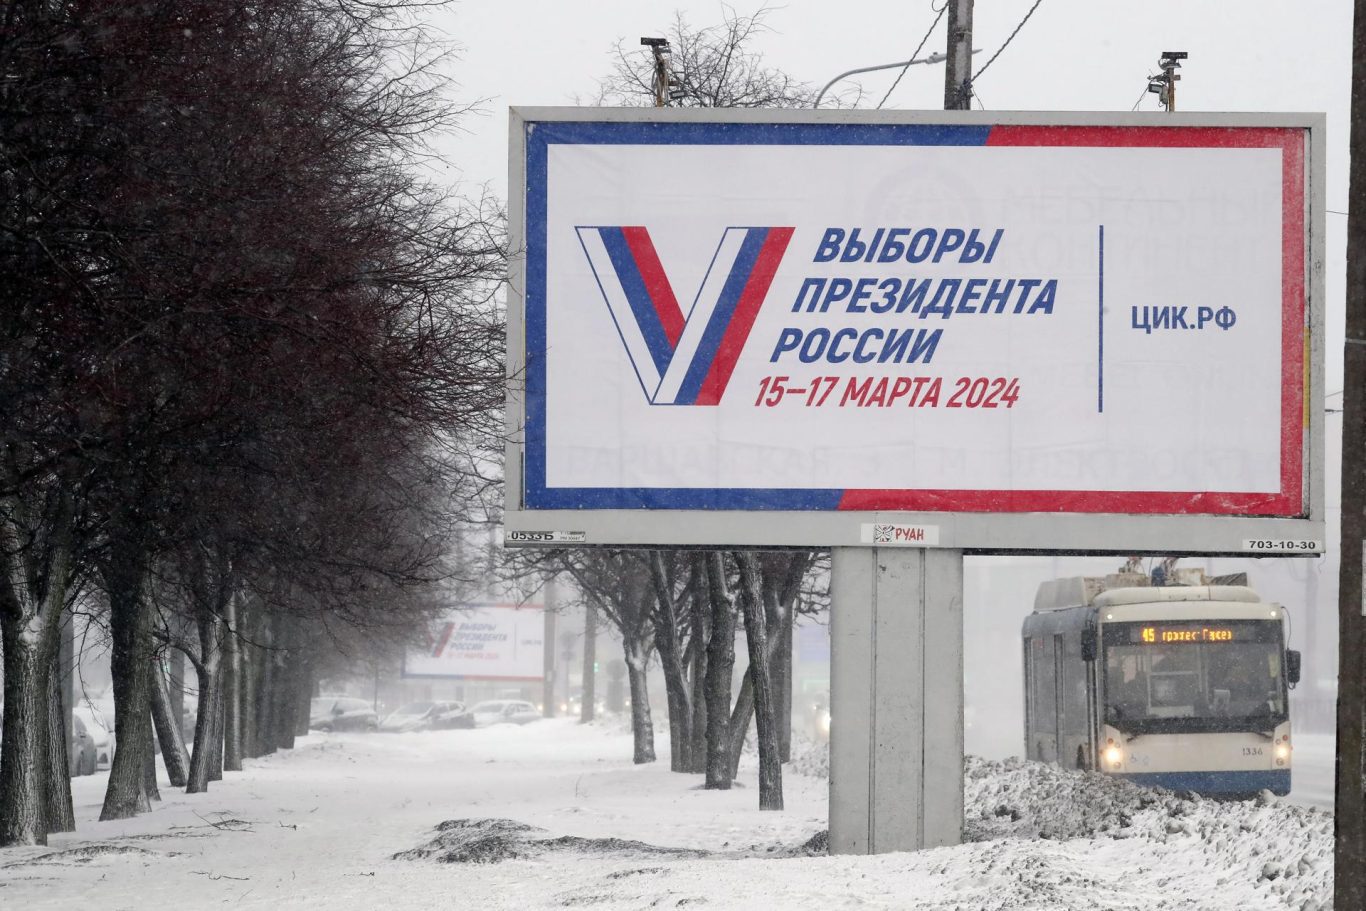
[543,579,558,717]
[830,547,964,853]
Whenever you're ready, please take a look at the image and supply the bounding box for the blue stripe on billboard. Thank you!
[525,485,845,510]
[531,121,993,148]
[675,228,767,404]
[525,123,549,503]
[598,227,674,376]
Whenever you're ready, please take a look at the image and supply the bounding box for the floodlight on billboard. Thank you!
[504,109,1324,554]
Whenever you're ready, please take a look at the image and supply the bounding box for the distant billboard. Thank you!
[403,604,544,681]
[504,109,1324,553]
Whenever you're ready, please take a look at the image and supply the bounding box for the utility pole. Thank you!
[943,0,974,110]
[580,600,597,723]
[1335,4,1366,906]
[641,37,671,107]
[1147,51,1186,112]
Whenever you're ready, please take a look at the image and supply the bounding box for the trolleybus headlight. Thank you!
[1274,743,1291,760]
[1104,746,1123,767]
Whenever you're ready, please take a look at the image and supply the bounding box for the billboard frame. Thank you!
[504,107,1325,555]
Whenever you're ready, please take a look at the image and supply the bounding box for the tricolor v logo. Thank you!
[576,225,794,405]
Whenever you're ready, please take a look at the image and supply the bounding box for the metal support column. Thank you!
[829,547,964,854]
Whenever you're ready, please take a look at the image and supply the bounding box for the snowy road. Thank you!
[0,719,1332,910]
[1288,733,1336,810]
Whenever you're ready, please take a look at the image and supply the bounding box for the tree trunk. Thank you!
[0,618,53,845]
[777,595,794,763]
[240,631,258,760]
[255,618,277,756]
[294,651,312,738]
[688,564,709,774]
[726,668,755,782]
[44,633,75,832]
[185,650,221,793]
[222,592,243,771]
[648,555,691,773]
[580,600,597,724]
[274,642,298,751]
[735,554,782,810]
[624,637,656,764]
[142,721,160,802]
[703,552,736,789]
[150,658,189,787]
[208,665,224,783]
[101,553,152,821]
[168,631,186,743]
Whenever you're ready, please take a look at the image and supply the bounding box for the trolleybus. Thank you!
[1022,570,1300,796]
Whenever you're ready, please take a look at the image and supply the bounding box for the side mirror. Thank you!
[1286,649,1302,687]
[1081,623,1097,663]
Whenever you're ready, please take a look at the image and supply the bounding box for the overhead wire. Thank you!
[876,4,947,110]
[972,0,1043,98]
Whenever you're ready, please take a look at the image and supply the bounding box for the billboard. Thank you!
[403,604,545,681]
[505,110,1324,553]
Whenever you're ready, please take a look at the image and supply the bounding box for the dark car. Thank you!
[432,701,475,730]
[309,695,379,732]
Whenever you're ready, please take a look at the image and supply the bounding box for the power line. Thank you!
[971,0,1045,84]
[1130,84,1150,112]
[876,5,947,109]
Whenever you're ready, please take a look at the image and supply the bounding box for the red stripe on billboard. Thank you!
[431,622,453,658]
[621,226,685,346]
[837,489,1296,515]
[695,227,794,406]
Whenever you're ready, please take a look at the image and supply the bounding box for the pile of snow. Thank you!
[394,818,708,864]
[785,743,1332,909]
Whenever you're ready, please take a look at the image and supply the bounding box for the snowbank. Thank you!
[788,739,1332,908]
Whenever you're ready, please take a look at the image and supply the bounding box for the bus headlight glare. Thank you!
[1274,744,1291,760]
[1104,746,1123,766]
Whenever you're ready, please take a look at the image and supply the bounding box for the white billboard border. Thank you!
[503,107,1325,555]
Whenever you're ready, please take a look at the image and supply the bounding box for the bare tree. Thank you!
[594,9,815,109]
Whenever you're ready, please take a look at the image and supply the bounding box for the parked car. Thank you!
[432,701,475,729]
[379,701,474,733]
[308,695,379,732]
[73,702,115,770]
[69,715,99,776]
[470,699,541,727]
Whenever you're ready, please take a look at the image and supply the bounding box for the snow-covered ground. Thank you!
[0,719,1332,909]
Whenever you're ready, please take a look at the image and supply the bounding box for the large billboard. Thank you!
[505,110,1324,553]
[403,604,545,681]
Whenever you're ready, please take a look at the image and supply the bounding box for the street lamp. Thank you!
[813,50,980,109]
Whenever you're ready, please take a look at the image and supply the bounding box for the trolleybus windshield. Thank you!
[1102,620,1286,734]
